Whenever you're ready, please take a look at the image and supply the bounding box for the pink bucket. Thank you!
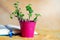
[20,21,36,38]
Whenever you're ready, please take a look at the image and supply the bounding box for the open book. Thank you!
[0,24,38,36]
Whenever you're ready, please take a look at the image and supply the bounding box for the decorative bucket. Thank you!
[20,21,36,38]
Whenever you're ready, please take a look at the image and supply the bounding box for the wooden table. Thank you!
[0,29,60,40]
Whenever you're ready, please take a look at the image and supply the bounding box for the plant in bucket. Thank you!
[10,2,41,38]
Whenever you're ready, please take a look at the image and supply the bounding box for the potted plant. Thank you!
[10,2,41,38]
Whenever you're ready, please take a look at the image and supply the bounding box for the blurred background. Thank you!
[0,0,60,31]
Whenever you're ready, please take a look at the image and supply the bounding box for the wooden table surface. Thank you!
[0,29,60,40]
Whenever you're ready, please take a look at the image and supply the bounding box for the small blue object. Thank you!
[9,30,13,37]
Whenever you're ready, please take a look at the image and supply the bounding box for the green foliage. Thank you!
[34,14,41,21]
[26,4,33,19]
[26,4,33,13]
[10,14,13,19]
[19,13,24,19]
[10,1,24,20]
[14,1,19,8]
[10,1,41,22]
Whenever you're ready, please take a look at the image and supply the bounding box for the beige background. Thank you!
[0,0,60,31]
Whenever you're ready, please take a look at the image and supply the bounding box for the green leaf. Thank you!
[10,14,13,19]
[21,14,24,17]
[18,13,24,19]
[14,1,19,6]
[10,16,13,19]
[35,14,41,17]
[14,1,19,8]
[26,4,33,20]
[34,17,37,21]
[34,13,41,21]
[26,4,33,13]
[14,3,18,5]
[29,13,32,17]
[29,10,33,13]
